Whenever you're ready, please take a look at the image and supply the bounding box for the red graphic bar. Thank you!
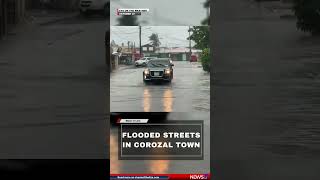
[110,173,211,180]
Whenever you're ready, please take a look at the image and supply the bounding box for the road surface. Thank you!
[110,61,210,113]
[213,0,320,180]
[0,15,108,158]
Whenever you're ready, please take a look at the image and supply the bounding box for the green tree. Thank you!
[200,48,210,72]
[149,33,161,47]
[117,16,139,26]
[293,0,320,35]
[187,26,209,49]
[187,26,210,72]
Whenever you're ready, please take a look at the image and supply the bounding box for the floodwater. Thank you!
[110,61,210,113]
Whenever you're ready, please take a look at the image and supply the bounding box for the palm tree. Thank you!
[149,33,161,47]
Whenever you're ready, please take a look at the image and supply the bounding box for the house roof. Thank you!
[156,47,202,53]
[142,43,154,47]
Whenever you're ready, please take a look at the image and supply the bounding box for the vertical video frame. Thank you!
[109,0,210,179]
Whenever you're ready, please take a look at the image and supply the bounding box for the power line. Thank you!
[141,28,190,43]
[111,26,194,47]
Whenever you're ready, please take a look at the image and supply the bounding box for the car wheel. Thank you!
[144,80,150,85]
[143,74,149,84]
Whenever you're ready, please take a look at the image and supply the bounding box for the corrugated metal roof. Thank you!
[156,47,202,53]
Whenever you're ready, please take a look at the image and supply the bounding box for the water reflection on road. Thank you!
[110,134,121,174]
[143,87,173,112]
[149,160,170,174]
[143,88,151,112]
[110,131,171,174]
[111,61,210,113]
[162,89,173,112]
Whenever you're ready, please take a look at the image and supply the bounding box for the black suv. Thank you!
[143,58,174,83]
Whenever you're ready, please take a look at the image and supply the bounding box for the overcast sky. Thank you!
[111,0,208,26]
[111,26,197,48]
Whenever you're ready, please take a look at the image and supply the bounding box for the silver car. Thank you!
[135,57,156,67]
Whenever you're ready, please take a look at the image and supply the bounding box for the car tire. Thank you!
[144,80,150,84]
[143,74,149,84]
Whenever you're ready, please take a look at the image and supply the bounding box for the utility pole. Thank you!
[133,42,136,61]
[154,8,157,26]
[188,26,192,61]
[139,26,142,58]
[128,41,130,51]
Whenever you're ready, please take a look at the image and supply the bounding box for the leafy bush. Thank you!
[200,48,210,72]
[293,0,320,35]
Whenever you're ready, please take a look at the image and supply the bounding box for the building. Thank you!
[0,0,26,39]
[155,47,202,61]
[111,42,133,65]
[110,46,120,71]
[141,43,156,56]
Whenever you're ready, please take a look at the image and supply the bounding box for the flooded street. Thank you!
[0,15,108,158]
[110,61,210,113]
[213,0,320,179]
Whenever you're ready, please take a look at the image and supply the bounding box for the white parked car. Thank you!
[79,0,110,17]
[135,57,156,67]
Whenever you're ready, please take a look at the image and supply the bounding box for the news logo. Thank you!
[190,174,209,179]
[116,8,149,16]
[110,174,210,180]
